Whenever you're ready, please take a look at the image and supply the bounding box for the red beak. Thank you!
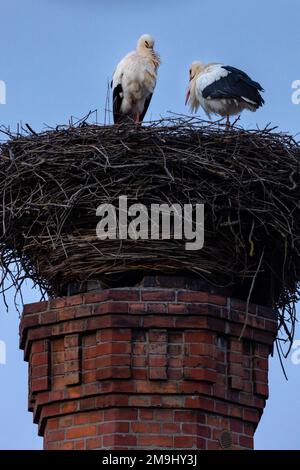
[185,89,190,106]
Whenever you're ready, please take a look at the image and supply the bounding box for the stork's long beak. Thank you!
[185,89,190,106]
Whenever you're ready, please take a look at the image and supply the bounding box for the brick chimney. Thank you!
[20,276,276,450]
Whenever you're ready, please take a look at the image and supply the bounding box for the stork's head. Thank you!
[137,34,160,69]
[185,61,205,110]
[137,34,155,51]
[188,61,205,82]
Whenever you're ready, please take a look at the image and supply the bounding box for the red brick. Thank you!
[162,423,180,434]
[185,396,214,411]
[47,430,65,442]
[99,421,129,434]
[230,339,243,353]
[196,425,211,438]
[74,411,103,425]
[129,396,150,407]
[148,329,167,342]
[132,422,160,434]
[141,291,175,301]
[61,401,78,413]
[138,435,173,447]
[31,352,48,366]
[98,355,131,367]
[143,316,173,328]
[174,410,198,423]
[243,408,260,423]
[31,365,48,379]
[27,325,53,341]
[177,291,209,302]
[50,298,67,309]
[31,377,49,392]
[184,356,215,369]
[196,437,206,449]
[80,397,97,411]
[129,303,146,313]
[139,409,154,420]
[31,340,48,354]
[86,437,102,449]
[58,307,76,321]
[149,356,167,367]
[97,367,131,380]
[184,368,217,383]
[20,315,40,331]
[185,331,215,343]
[66,294,83,306]
[60,442,74,450]
[229,376,244,390]
[208,294,227,306]
[94,302,129,315]
[110,290,140,301]
[97,328,131,342]
[229,363,244,376]
[104,434,137,447]
[65,372,80,385]
[239,435,253,448]
[149,342,167,355]
[74,440,85,450]
[84,292,109,303]
[168,303,187,314]
[40,311,57,324]
[189,343,214,355]
[64,349,79,361]
[228,351,244,364]
[253,357,268,370]
[154,409,173,421]
[149,367,167,380]
[174,436,197,448]
[74,306,92,318]
[66,425,97,439]
[146,303,168,313]
[47,418,59,430]
[24,301,48,315]
[254,383,269,397]
[254,369,268,383]
[230,419,244,433]
[59,416,74,428]
[104,409,138,421]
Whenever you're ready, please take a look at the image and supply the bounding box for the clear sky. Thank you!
[0,0,299,450]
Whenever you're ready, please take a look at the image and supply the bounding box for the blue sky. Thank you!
[0,0,299,449]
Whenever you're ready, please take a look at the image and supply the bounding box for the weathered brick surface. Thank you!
[20,279,277,450]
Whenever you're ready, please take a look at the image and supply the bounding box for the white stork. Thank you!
[111,34,160,124]
[185,62,264,129]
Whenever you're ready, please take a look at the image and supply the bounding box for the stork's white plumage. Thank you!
[111,34,160,124]
[185,62,264,128]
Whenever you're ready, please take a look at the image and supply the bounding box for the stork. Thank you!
[111,34,160,124]
[185,62,264,129]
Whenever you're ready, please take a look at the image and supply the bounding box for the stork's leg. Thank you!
[226,114,231,130]
[135,113,140,124]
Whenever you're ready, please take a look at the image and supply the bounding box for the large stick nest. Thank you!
[0,117,300,348]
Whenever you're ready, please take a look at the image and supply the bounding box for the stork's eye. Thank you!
[189,69,192,75]
[145,41,150,48]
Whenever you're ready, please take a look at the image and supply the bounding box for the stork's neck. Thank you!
[188,77,200,112]
[137,48,161,70]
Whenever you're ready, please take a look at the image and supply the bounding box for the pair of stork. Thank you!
[112,34,264,128]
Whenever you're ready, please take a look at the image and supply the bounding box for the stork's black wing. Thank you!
[202,66,264,108]
[140,93,153,122]
[112,83,123,123]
